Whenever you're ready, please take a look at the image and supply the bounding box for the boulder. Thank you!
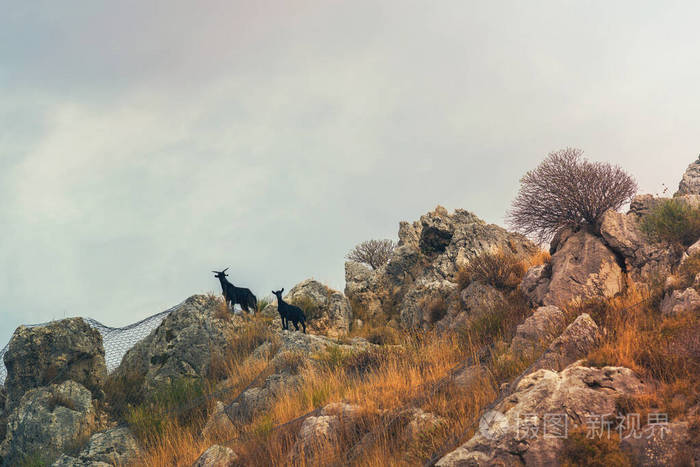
[71,427,140,466]
[402,408,446,443]
[599,209,676,281]
[3,318,107,410]
[675,155,700,196]
[399,279,458,328]
[113,295,245,392]
[436,364,645,466]
[529,313,600,373]
[52,454,111,466]
[543,230,623,307]
[460,282,507,314]
[283,279,352,337]
[291,415,340,462]
[0,380,99,466]
[453,365,488,391]
[192,444,238,467]
[620,421,695,466]
[629,194,664,217]
[520,264,551,307]
[510,306,566,357]
[320,402,363,421]
[660,287,700,317]
[202,401,235,438]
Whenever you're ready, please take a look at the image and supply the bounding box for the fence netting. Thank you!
[0,301,184,385]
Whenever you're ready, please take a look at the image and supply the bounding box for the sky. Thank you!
[1,0,699,346]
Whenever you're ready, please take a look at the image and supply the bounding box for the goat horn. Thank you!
[222,267,229,273]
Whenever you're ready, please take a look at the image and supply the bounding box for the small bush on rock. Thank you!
[641,198,700,247]
[458,248,527,290]
[508,148,637,242]
[346,239,396,270]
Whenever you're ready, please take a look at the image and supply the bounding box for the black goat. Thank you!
[272,288,306,333]
[213,268,257,312]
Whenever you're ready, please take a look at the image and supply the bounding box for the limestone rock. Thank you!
[320,402,362,421]
[660,288,700,317]
[52,454,111,466]
[1,380,99,466]
[621,421,695,466]
[530,313,600,373]
[403,408,446,443]
[74,427,140,466]
[453,365,488,391]
[543,230,623,307]
[202,401,235,438]
[345,207,536,329]
[192,444,238,467]
[291,415,340,462]
[284,279,352,337]
[599,209,676,281]
[510,306,566,356]
[436,364,645,466]
[399,279,458,328]
[3,318,107,410]
[520,264,551,307]
[675,155,700,196]
[114,295,245,392]
[460,282,507,315]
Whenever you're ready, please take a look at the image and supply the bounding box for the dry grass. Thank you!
[133,320,505,466]
[456,247,550,291]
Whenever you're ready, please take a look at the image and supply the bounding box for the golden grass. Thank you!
[133,321,505,466]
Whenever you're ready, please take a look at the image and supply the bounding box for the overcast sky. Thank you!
[1,0,699,346]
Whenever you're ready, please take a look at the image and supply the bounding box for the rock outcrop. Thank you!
[3,318,107,410]
[620,421,696,466]
[599,209,677,282]
[192,444,238,467]
[660,287,700,317]
[113,295,244,392]
[529,313,600,373]
[436,364,645,466]
[675,155,700,196]
[345,206,536,329]
[522,229,623,308]
[268,279,352,337]
[0,380,100,466]
[53,427,140,467]
[510,306,566,357]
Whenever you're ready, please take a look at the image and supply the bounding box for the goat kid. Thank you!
[272,288,306,333]
[213,268,258,313]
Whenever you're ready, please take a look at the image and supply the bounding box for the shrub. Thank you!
[459,248,527,290]
[346,239,396,270]
[641,198,700,247]
[508,148,637,242]
[362,325,401,345]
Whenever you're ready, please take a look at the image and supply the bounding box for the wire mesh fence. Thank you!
[0,301,184,385]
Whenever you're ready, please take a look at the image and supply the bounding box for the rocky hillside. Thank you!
[1,158,699,466]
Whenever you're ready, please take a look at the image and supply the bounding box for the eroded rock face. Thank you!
[599,209,677,282]
[1,380,99,466]
[3,318,107,410]
[436,364,645,466]
[520,264,551,307]
[71,427,140,466]
[345,207,536,329]
[543,230,623,307]
[399,279,458,329]
[202,401,234,439]
[660,288,700,317]
[620,421,695,466]
[192,444,238,467]
[283,279,352,337]
[528,313,600,373]
[675,155,700,196]
[113,295,244,392]
[510,306,566,357]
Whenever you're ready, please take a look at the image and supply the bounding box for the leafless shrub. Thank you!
[346,239,395,270]
[458,248,527,290]
[507,148,637,242]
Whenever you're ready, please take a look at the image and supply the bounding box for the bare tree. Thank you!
[507,148,637,243]
[346,239,396,270]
